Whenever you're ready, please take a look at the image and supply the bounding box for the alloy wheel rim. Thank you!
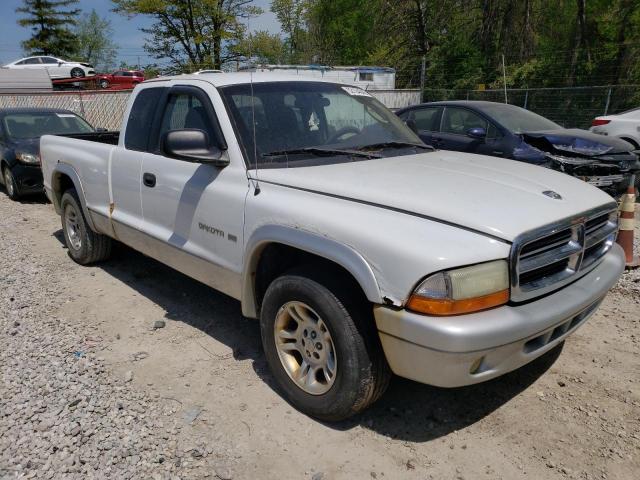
[64,205,82,250]
[4,170,14,196]
[274,301,337,395]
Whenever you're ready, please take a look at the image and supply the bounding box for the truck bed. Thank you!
[60,131,120,145]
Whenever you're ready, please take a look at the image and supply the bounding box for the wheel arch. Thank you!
[619,136,640,150]
[241,225,385,318]
[50,164,97,232]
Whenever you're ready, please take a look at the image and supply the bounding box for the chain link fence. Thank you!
[0,91,131,131]
[2,84,638,132]
[422,85,640,129]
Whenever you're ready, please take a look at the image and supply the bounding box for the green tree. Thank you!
[73,10,118,71]
[305,0,374,64]
[17,0,80,57]
[235,30,285,64]
[112,0,262,71]
[270,0,309,62]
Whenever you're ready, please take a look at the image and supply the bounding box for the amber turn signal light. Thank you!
[407,289,509,316]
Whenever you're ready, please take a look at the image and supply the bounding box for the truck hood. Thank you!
[252,151,615,242]
[522,129,633,156]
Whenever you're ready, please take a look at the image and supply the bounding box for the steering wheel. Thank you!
[327,126,361,144]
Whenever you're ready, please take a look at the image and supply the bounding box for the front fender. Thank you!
[241,224,384,318]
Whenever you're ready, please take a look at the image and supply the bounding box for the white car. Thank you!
[2,56,95,79]
[40,74,624,420]
[591,107,640,150]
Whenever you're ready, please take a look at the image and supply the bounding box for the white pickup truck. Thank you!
[41,73,625,420]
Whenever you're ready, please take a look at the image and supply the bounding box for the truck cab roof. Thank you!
[146,72,340,88]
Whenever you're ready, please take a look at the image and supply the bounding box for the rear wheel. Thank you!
[70,68,85,78]
[260,269,390,421]
[61,189,111,264]
[2,166,19,200]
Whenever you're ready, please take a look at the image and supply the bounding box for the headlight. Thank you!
[16,152,40,165]
[407,260,509,316]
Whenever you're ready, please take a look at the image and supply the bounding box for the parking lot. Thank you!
[1,191,638,480]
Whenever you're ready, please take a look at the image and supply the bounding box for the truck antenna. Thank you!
[247,13,260,195]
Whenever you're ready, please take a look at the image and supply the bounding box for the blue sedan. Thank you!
[395,100,639,196]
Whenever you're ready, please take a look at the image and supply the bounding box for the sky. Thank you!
[0,0,281,67]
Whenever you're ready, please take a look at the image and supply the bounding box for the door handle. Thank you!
[143,172,156,188]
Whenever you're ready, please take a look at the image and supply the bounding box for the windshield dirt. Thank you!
[219,81,424,168]
[3,112,94,139]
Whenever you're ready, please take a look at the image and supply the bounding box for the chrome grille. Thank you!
[510,204,618,302]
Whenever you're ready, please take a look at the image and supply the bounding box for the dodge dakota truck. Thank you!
[41,73,625,421]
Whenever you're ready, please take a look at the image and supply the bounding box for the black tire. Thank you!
[260,268,391,421]
[99,79,109,89]
[60,188,111,264]
[70,68,85,78]
[2,165,20,200]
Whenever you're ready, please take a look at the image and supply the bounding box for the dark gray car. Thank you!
[396,101,640,196]
[0,108,94,200]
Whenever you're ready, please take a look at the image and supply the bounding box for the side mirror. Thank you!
[405,119,418,134]
[58,61,63,66]
[162,129,229,167]
[466,127,487,140]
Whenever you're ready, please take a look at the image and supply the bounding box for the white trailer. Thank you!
[240,64,396,90]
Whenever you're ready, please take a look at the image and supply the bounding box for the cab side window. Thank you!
[158,92,215,142]
[442,107,487,135]
[124,87,165,152]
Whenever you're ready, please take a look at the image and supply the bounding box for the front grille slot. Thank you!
[511,205,617,302]
[520,229,572,258]
[519,259,569,286]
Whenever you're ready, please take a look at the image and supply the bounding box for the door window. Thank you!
[22,57,42,65]
[412,107,440,131]
[41,57,59,64]
[124,87,166,151]
[441,107,487,135]
[158,92,215,142]
[486,122,502,140]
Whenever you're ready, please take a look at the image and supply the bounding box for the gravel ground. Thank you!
[1,192,639,480]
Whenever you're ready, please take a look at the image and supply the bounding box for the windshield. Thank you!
[2,112,94,139]
[479,103,562,133]
[219,81,423,168]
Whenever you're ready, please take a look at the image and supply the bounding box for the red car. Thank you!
[95,70,144,90]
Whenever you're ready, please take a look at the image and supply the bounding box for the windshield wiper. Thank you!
[263,147,381,159]
[356,141,435,151]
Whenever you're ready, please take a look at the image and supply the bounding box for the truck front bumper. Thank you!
[374,244,625,387]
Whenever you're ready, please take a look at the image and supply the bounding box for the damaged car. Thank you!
[396,100,640,196]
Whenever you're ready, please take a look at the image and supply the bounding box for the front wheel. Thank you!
[260,270,390,421]
[61,189,111,264]
[99,79,110,89]
[70,68,85,78]
[2,166,19,200]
